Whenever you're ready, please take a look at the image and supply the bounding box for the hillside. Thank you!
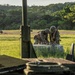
[0,2,75,30]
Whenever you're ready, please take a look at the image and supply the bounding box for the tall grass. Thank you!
[60,34,75,53]
[0,30,21,58]
[0,30,75,58]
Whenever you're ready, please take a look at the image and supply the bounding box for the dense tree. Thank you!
[0,2,75,30]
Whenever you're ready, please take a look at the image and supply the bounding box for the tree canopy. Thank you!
[0,2,75,30]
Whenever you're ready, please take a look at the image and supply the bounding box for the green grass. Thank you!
[0,30,75,58]
[60,34,75,53]
[0,41,21,58]
[0,30,21,58]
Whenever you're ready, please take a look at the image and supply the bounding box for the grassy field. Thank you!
[0,30,75,58]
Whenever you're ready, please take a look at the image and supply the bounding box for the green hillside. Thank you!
[0,2,75,30]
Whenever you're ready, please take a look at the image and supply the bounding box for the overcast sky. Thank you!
[0,0,75,6]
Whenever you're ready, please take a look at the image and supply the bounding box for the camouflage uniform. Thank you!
[34,29,50,44]
[34,34,41,44]
[50,26,60,44]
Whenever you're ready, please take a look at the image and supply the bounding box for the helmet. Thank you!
[50,26,56,33]
[44,28,50,33]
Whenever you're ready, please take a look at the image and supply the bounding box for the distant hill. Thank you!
[0,2,75,30]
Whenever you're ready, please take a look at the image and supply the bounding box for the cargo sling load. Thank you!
[33,26,64,58]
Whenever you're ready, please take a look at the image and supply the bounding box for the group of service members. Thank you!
[34,26,60,45]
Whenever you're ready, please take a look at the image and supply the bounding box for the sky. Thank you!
[0,0,75,6]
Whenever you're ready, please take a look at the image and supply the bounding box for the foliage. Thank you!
[0,2,75,30]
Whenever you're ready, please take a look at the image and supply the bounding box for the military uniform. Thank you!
[34,34,41,44]
[34,29,50,44]
[50,26,60,44]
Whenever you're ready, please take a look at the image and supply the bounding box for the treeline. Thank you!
[0,2,75,30]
